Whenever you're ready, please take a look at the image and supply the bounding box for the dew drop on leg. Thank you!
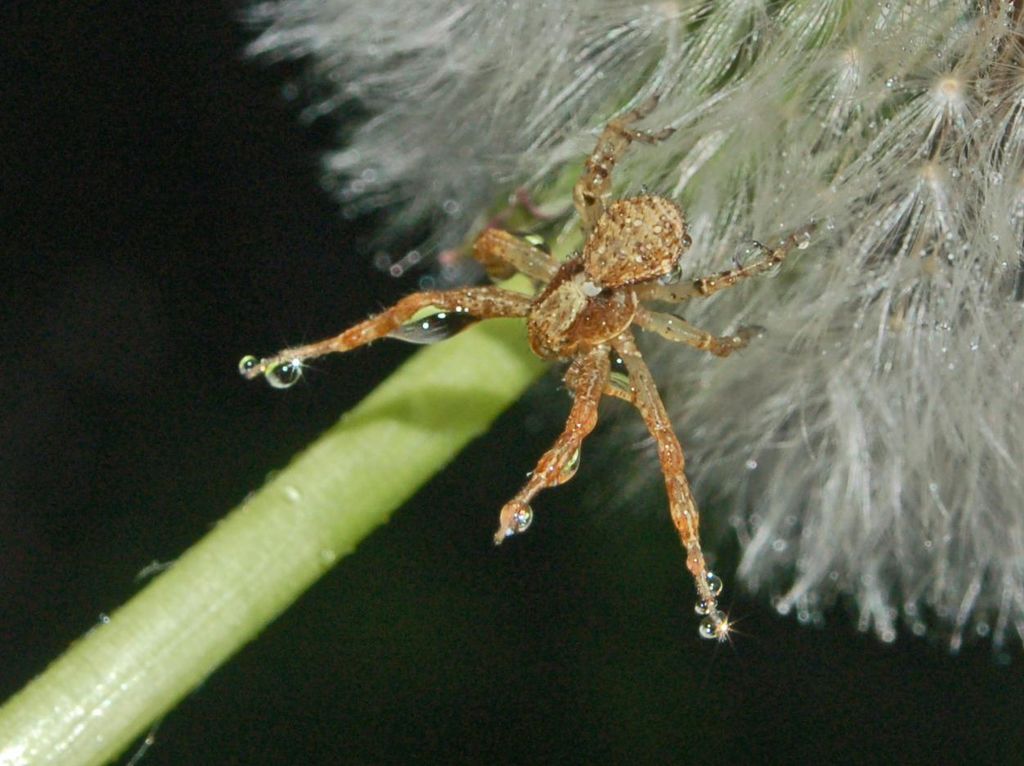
[387,311,475,344]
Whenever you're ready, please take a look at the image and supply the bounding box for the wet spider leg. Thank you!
[634,307,757,358]
[572,96,675,234]
[241,287,533,379]
[635,223,815,303]
[565,351,635,404]
[472,227,559,282]
[493,345,611,543]
[611,330,725,624]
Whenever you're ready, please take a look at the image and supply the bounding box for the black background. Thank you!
[4,3,1023,764]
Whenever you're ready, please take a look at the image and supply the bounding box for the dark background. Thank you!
[3,3,1023,764]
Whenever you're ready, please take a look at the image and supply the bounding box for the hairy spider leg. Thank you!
[634,307,758,358]
[240,287,533,380]
[472,227,560,282]
[493,345,611,543]
[636,223,815,303]
[611,330,727,634]
[572,95,676,233]
[564,349,635,404]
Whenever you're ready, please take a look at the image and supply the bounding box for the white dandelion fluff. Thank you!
[249,0,1024,651]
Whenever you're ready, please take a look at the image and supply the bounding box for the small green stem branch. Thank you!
[0,314,545,766]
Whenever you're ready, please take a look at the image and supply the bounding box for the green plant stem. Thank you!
[0,314,546,766]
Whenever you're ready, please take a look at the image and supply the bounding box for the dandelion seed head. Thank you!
[250,0,1024,651]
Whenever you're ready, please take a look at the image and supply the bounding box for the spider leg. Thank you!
[635,223,815,303]
[634,307,758,357]
[565,350,635,404]
[611,330,728,636]
[572,95,675,234]
[493,345,610,543]
[240,287,533,382]
[472,227,559,282]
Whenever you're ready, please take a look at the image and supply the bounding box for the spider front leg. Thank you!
[472,227,559,283]
[494,345,610,543]
[635,223,816,303]
[572,96,675,234]
[239,287,533,387]
[634,307,759,358]
[611,330,730,641]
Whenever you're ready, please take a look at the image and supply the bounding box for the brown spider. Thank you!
[240,97,812,641]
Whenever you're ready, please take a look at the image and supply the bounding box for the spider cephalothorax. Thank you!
[525,195,690,359]
[240,97,812,641]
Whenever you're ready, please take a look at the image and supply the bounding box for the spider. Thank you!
[239,97,812,641]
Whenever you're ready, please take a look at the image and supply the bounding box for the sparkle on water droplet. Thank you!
[699,610,728,640]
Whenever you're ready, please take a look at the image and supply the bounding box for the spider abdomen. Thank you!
[582,195,690,288]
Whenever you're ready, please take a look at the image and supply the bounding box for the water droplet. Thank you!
[388,311,474,344]
[238,355,260,376]
[265,360,303,389]
[609,372,632,396]
[699,610,727,640]
[283,485,302,502]
[522,233,550,253]
[744,458,758,470]
[556,448,581,484]
[98,613,111,625]
[512,504,533,533]
[658,260,686,285]
[319,548,338,566]
[694,597,717,615]
[609,356,632,396]
[705,571,723,596]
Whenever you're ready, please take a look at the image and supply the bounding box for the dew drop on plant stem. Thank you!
[705,570,723,596]
[387,311,475,344]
